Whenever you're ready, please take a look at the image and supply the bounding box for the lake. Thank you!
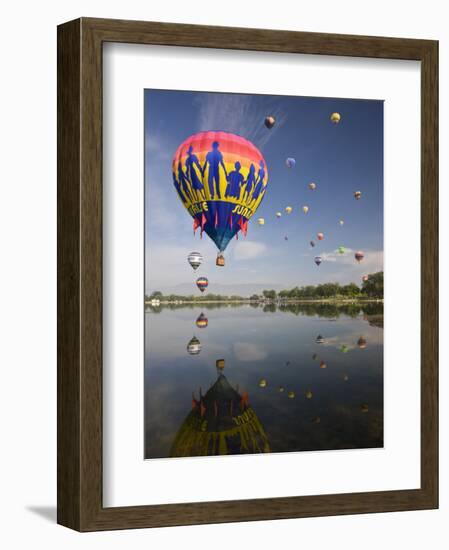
[144,302,383,459]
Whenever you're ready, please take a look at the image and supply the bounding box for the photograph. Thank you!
[144,88,384,459]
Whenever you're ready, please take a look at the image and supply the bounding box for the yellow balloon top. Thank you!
[330,112,341,123]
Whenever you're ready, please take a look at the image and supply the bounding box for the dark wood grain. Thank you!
[57,17,438,532]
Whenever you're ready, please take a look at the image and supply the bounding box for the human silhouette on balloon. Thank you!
[185,145,205,201]
[176,161,194,204]
[225,161,245,199]
[202,141,227,199]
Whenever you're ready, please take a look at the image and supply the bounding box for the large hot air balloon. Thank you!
[172,131,269,265]
[196,276,209,292]
[314,256,323,266]
[187,336,201,355]
[187,251,203,270]
[302,205,309,214]
[317,232,324,241]
[308,182,317,190]
[195,312,208,329]
[285,206,292,214]
[355,251,365,263]
[330,112,341,124]
[264,115,276,129]
[285,157,296,168]
[354,191,362,200]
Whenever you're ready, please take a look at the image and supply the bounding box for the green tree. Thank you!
[361,272,383,298]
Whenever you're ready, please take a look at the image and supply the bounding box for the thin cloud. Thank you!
[196,93,287,150]
[232,240,267,261]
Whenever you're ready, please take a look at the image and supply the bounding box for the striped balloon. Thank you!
[187,251,203,270]
[196,277,209,293]
[172,131,268,253]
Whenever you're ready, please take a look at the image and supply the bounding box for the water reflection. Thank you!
[145,302,383,459]
[170,362,270,457]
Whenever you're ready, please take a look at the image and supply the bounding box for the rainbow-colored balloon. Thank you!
[172,131,268,253]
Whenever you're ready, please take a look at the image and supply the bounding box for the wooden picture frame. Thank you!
[57,17,438,531]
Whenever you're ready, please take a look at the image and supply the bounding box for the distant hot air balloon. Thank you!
[310,240,316,248]
[339,219,344,226]
[195,312,208,329]
[187,251,203,270]
[312,416,321,424]
[317,232,324,241]
[278,386,285,393]
[172,131,268,265]
[355,251,365,263]
[340,344,349,353]
[360,403,369,413]
[264,115,276,129]
[276,212,282,218]
[337,246,346,255]
[196,276,209,292]
[284,236,289,241]
[257,217,265,226]
[302,205,309,214]
[354,191,362,200]
[187,336,201,355]
[319,361,327,369]
[316,334,324,344]
[314,256,323,266]
[308,182,317,190]
[357,336,367,349]
[285,157,296,168]
[285,206,293,214]
[287,391,295,399]
[342,374,349,381]
[330,112,341,124]
[362,275,369,282]
[259,379,267,388]
[305,389,313,399]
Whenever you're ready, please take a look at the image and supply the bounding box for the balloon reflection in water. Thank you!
[319,361,327,369]
[170,364,270,457]
[195,312,208,329]
[186,336,201,355]
[316,334,325,344]
[357,336,367,349]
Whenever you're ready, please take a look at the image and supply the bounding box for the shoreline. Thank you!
[145,298,383,306]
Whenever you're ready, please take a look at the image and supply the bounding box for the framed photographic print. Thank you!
[57,17,438,531]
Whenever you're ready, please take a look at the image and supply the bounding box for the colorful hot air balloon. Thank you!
[285,157,296,168]
[172,131,268,262]
[355,251,365,263]
[317,232,324,241]
[196,276,209,292]
[276,212,282,218]
[195,312,208,329]
[330,112,341,124]
[257,217,265,226]
[310,240,316,248]
[354,191,362,200]
[314,256,322,266]
[302,205,309,214]
[264,115,276,129]
[187,336,201,355]
[285,206,293,214]
[187,251,203,270]
[308,182,317,190]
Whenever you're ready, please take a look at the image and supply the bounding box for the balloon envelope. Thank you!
[330,112,341,124]
[285,157,296,168]
[354,191,362,200]
[317,232,324,241]
[187,251,203,270]
[308,182,317,190]
[276,212,282,218]
[196,277,209,292]
[302,206,309,214]
[264,115,276,129]
[187,336,201,355]
[172,131,268,253]
[285,206,292,214]
[355,251,365,263]
[195,313,208,328]
[310,240,316,247]
[257,217,265,225]
[314,256,322,266]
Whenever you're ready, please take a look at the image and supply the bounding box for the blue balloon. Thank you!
[285,157,296,168]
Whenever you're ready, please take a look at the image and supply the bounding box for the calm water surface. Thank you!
[144,303,383,459]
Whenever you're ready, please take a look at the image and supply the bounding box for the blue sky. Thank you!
[145,89,383,295]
